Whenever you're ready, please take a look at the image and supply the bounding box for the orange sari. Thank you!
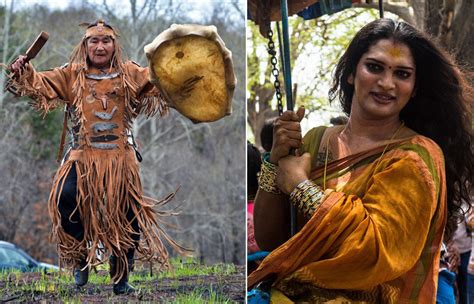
[249,127,447,303]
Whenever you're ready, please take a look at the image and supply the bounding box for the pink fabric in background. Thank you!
[247,201,260,253]
[247,201,254,214]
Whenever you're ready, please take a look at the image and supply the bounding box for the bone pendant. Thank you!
[94,106,117,120]
[90,143,119,150]
[101,97,108,110]
[92,122,118,133]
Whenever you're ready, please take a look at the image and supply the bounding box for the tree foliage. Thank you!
[247,9,377,147]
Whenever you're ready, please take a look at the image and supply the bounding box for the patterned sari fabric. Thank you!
[248,126,447,303]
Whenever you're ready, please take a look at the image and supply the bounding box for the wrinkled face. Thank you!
[86,35,115,69]
[348,39,416,121]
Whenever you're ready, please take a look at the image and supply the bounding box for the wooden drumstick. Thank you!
[25,31,49,62]
[6,31,49,94]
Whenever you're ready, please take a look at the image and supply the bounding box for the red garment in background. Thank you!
[247,201,260,253]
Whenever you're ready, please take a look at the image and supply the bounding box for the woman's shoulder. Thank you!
[302,125,328,149]
[302,125,343,157]
[303,125,345,146]
[303,125,343,141]
[401,133,444,160]
[391,133,445,180]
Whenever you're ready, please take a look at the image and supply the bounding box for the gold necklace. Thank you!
[322,122,405,190]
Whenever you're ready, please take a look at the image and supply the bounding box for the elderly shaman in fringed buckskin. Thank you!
[6,19,210,294]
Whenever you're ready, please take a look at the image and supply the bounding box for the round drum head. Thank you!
[145,24,235,123]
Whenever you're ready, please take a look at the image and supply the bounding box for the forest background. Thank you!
[0,0,246,266]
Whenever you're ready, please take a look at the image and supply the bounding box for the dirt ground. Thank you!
[0,266,246,303]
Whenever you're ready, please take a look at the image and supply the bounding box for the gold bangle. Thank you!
[289,180,324,217]
[258,159,282,195]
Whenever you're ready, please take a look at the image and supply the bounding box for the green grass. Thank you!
[173,287,233,304]
[0,258,240,302]
[123,257,236,283]
[155,257,236,279]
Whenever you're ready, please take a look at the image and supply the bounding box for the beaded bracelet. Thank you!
[258,157,282,195]
[289,180,324,217]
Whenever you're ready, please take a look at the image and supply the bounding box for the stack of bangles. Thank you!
[258,154,325,218]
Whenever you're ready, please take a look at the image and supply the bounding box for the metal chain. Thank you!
[267,29,284,116]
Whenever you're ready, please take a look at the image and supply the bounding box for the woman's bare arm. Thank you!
[253,107,305,251]
[253,190,291,251]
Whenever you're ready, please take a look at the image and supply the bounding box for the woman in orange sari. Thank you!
[250,19,473,303]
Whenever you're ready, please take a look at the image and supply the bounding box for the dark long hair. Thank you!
[329,18,473,239]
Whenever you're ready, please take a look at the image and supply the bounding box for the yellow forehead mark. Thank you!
[388,46,403,58]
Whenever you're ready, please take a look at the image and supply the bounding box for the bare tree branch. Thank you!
[353,2,416,25]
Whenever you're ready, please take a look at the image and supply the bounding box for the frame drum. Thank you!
[145,24,236,123]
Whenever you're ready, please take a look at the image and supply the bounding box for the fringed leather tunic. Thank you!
[8,61,185,279]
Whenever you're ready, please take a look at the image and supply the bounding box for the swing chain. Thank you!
[267,29,284,116]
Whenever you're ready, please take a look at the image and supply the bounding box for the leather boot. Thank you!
[110,255,136,295]
[73,258,89,287]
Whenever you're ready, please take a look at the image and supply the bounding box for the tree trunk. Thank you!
[449,0,474,68]
[0,0,14,107]
[247,94,279,148]
[424,0,444,37]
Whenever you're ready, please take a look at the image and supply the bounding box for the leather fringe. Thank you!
[5,68,60,116]
[48,152,190,282]
[139,94,169,118]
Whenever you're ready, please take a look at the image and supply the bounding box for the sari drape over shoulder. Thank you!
[249,127,447,303]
